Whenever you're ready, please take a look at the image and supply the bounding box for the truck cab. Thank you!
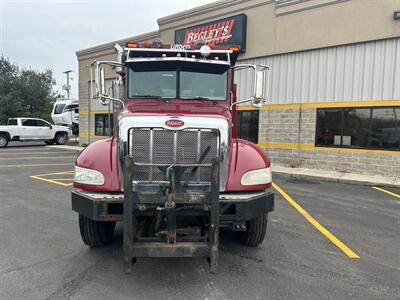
[71,41,274,272]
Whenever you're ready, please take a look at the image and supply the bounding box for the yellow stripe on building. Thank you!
[257,141,400,155]
[79,133,111,138]
[237,99,400,111]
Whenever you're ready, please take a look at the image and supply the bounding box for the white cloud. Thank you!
[0,0,217,99]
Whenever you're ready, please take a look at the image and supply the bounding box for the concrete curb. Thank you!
[272,166,400,188]
[46,145,85,151]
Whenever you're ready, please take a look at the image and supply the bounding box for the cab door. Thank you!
[35,119,53,139]
[20,119,37,140]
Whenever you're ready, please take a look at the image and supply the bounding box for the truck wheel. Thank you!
[55,133,67,145]
[0,134,9,148]
[79,214,116,247]
[238,214,268,247]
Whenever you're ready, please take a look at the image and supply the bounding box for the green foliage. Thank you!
[0,56,57,125]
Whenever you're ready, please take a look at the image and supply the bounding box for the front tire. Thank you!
[55,133,67,145]
[238,214,268,247]
[0,134,9,148]
[79,214,116,247]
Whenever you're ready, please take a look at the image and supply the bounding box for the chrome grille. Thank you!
[129,128,219,183]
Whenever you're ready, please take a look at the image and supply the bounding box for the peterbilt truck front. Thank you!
[71,40,274,272]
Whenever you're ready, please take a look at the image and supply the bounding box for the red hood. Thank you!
[120,101,231,121]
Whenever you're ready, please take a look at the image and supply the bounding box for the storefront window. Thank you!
[95,114,113,136]
[237,110,259,143]
[370,108,400,149]
[316,107,400,151]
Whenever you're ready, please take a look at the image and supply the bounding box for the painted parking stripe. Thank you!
[30,170,74,177]
[0,163,73,168]
[272,182,360,259]
[372,186,400,200]
[30,175,73,187]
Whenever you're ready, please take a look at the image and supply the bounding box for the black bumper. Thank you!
[71,189,274,223]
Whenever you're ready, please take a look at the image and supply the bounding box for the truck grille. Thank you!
[129,128,219,183]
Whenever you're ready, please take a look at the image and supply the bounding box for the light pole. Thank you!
[63,70,73,99]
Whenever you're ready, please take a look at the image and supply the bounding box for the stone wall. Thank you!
[259,107,400,177]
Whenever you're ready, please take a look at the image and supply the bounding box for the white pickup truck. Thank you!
[0,118,70,148]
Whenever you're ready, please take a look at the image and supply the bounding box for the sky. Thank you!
[0,0,216,99]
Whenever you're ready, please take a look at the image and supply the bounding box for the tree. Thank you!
[0,56,57,124]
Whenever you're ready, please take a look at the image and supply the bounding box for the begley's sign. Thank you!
[174,14,247,52]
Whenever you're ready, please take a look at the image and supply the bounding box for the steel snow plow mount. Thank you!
[123,156,220,273]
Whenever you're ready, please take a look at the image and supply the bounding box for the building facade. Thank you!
[76,0,400,176]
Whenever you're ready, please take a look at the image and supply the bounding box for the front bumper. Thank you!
[71,189,274,223]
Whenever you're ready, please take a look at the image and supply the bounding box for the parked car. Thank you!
[0,118,70,148]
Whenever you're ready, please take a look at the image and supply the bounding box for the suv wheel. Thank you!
[55,133,67,145]
[79,214,116,247]
[238,214,268,247]
[0,134,9,148]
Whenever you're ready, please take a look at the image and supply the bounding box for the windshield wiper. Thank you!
[130,95,170,101]
[182,96,219,104]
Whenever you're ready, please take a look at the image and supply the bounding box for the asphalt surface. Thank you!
[1,144,399,300]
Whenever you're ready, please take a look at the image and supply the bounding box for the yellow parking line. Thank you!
[0,163,73,168]
[49,178,74,181]
[30,175,73,187]
[272,182,360,259]
[31,170,74,177]
[372,186,400,199]
[0,156,75,160]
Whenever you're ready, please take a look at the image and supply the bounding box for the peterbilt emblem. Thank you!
[165,119,184,128]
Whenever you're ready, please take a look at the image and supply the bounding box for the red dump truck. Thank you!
[71,40,274,272]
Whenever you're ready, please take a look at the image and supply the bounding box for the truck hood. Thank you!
[120,101,231,121]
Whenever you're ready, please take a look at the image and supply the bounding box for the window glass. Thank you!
[129,64,176,99]
[370,108,400,149]
[237,110,259,143]
[36,120,49,127]
[22,119,37,126]
[54,104,66,114]
[316,106,400,151]
[95,114,113,136]
[7,119,17,125]
[342,108,371,148]
[180,65,227,101]
[316,109,342,146]
[64,104,78,112]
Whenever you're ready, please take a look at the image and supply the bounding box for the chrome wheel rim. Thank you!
[0,137,7,147]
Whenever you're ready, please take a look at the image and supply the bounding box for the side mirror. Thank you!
[90,60,125,108]
[230,64,269,110]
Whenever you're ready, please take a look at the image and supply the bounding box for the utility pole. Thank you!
[63,70,73,99]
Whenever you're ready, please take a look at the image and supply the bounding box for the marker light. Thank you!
[152,38,162,48]
[241,167,272,186]
[74,166,105,186]
[228,46,240,52]
[126,42,138,48]
[200,45,211,58]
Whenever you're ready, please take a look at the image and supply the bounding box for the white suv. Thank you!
[0,118,70,148]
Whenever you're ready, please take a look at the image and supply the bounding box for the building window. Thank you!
[95,114,113,136]
[237,110,259,143]
[316,107,400,150]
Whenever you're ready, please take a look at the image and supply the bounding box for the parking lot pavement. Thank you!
[1,147,399,300]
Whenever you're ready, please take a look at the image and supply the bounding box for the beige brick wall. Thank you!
[259,108,400,177]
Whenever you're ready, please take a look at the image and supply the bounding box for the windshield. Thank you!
[128,62,228,101]
[54,104,66,114]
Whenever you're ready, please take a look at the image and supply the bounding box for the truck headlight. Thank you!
[74,166,105,186]
[241,167,272,186]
